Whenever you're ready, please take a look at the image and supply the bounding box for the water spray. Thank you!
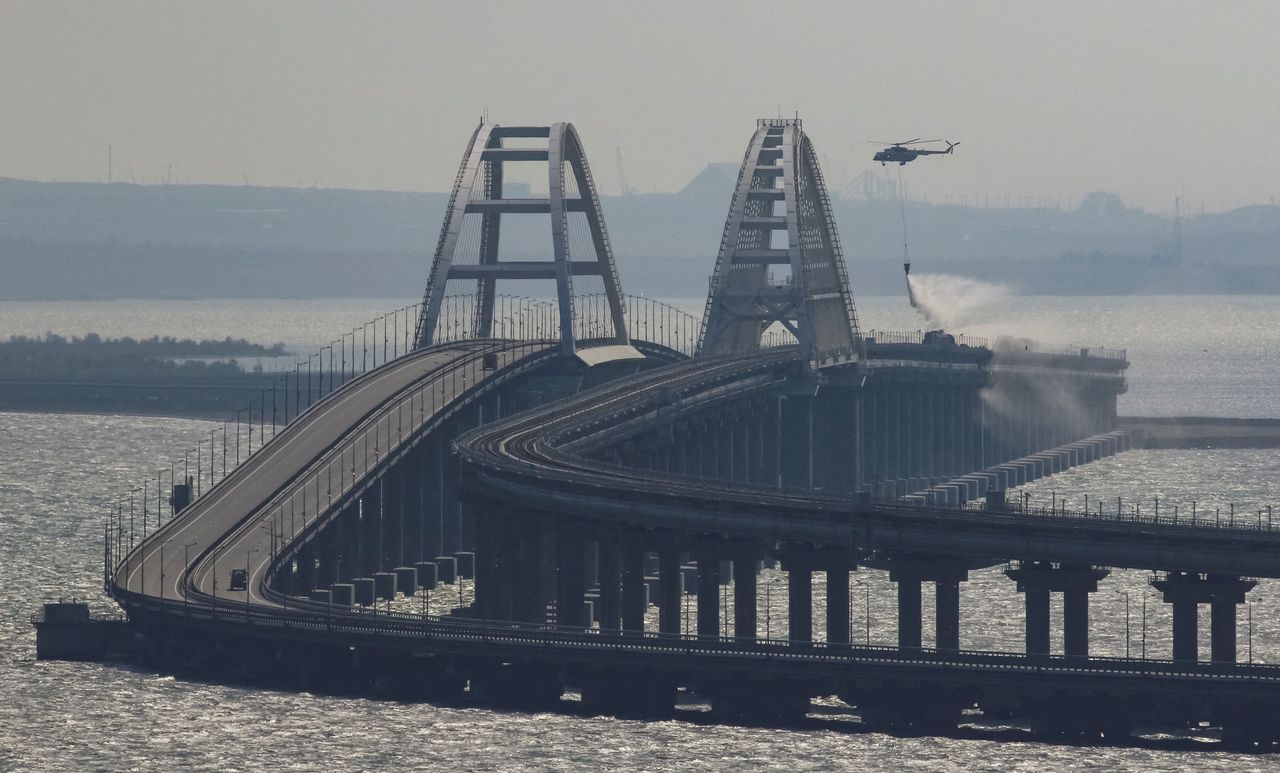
[899,165,921,313]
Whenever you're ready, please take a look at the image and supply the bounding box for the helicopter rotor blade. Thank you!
[905,139,945,145]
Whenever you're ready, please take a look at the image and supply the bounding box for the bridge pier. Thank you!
[815,389,859,493]
[732,543,757,640]
[696,546,721,638]
[779,394,813,490]
[440,432,462,557]
[783,556,813,643]
[596,533,622,631]
[889,557,968,651]
[658,543,682,635]
[513,517,547,624]
[826,563,851,645]
[620,536,646,633]
[742,402,762,484]
[420,434,445,563]
[715,413,733,481]
[555,526,587,628]
[1152,572,1256,662]
[1006,562,1109,657]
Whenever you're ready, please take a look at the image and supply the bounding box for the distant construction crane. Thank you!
[615,146,632,196]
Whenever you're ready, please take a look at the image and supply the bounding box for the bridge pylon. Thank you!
[697,119,861,369]
[414,122,629,355]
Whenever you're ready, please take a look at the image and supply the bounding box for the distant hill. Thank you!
[2,176,1278,300]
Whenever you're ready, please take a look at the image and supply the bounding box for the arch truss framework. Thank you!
[697,119,861,368]
[415,122,629,354]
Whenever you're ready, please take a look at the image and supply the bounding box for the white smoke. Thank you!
[906,273,1009,330]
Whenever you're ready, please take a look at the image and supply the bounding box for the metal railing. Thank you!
[864,329,990,349]
[892,497,1280,535]
[113,587,1280,682]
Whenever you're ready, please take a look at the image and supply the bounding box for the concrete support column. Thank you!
[1172,598,1198,662]
[1024,589,1051,655]
[420,438,443,565]
[620,537,646,634]
[1153,572,1255,663]
[896,575,922,649]
[732,416,750,484]
[779,395,814,490]
[763,397,781,487]
[936,579,961,652]
[826,568,851,645]
[472,508,497,618]
[1211,601,1237,663]
[555,527,586,628]
[744,406,762,484]
[441,440,461,555]
[596,535,622,632]
[732,547,757,640]
[697,553,721,638]
[786,560,813,643]
[658,544,682,636]
[359,489,380,576]
[670,427,688,476]
[892,557,968,650]
[717,416,734,481]
[1063,589,1090,658]
[1007,562,1108,658]
[512,518,546,624]
[698,422,716,479]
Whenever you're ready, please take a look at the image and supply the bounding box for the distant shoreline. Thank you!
[4,398,1277,440]
[1118,416,1280,449]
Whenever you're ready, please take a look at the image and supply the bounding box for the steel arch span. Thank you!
[414,122,629,355]
[698,119,861,369]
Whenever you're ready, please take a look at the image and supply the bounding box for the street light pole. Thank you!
[1141,593,1148,659]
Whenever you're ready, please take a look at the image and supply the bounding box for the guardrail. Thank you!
[113,588,1280,684]
[864,329,990,349]
[893,497,1280,535]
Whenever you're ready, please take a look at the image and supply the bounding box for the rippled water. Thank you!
[5,296,1280,769]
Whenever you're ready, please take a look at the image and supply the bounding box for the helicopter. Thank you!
[871,138,959,166]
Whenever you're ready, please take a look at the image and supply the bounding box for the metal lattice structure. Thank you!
[697,119,861,368]
[415,122,628,355]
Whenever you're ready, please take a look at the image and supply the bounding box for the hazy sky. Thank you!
[3,1,1278,211]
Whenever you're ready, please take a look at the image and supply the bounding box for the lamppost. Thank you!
[159,539,165,602]
[865,584,871,646]
[1248,595,1260,663]
[1115,589,1131,658]
[1141,592,1149,659]
[765,580,771,640]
